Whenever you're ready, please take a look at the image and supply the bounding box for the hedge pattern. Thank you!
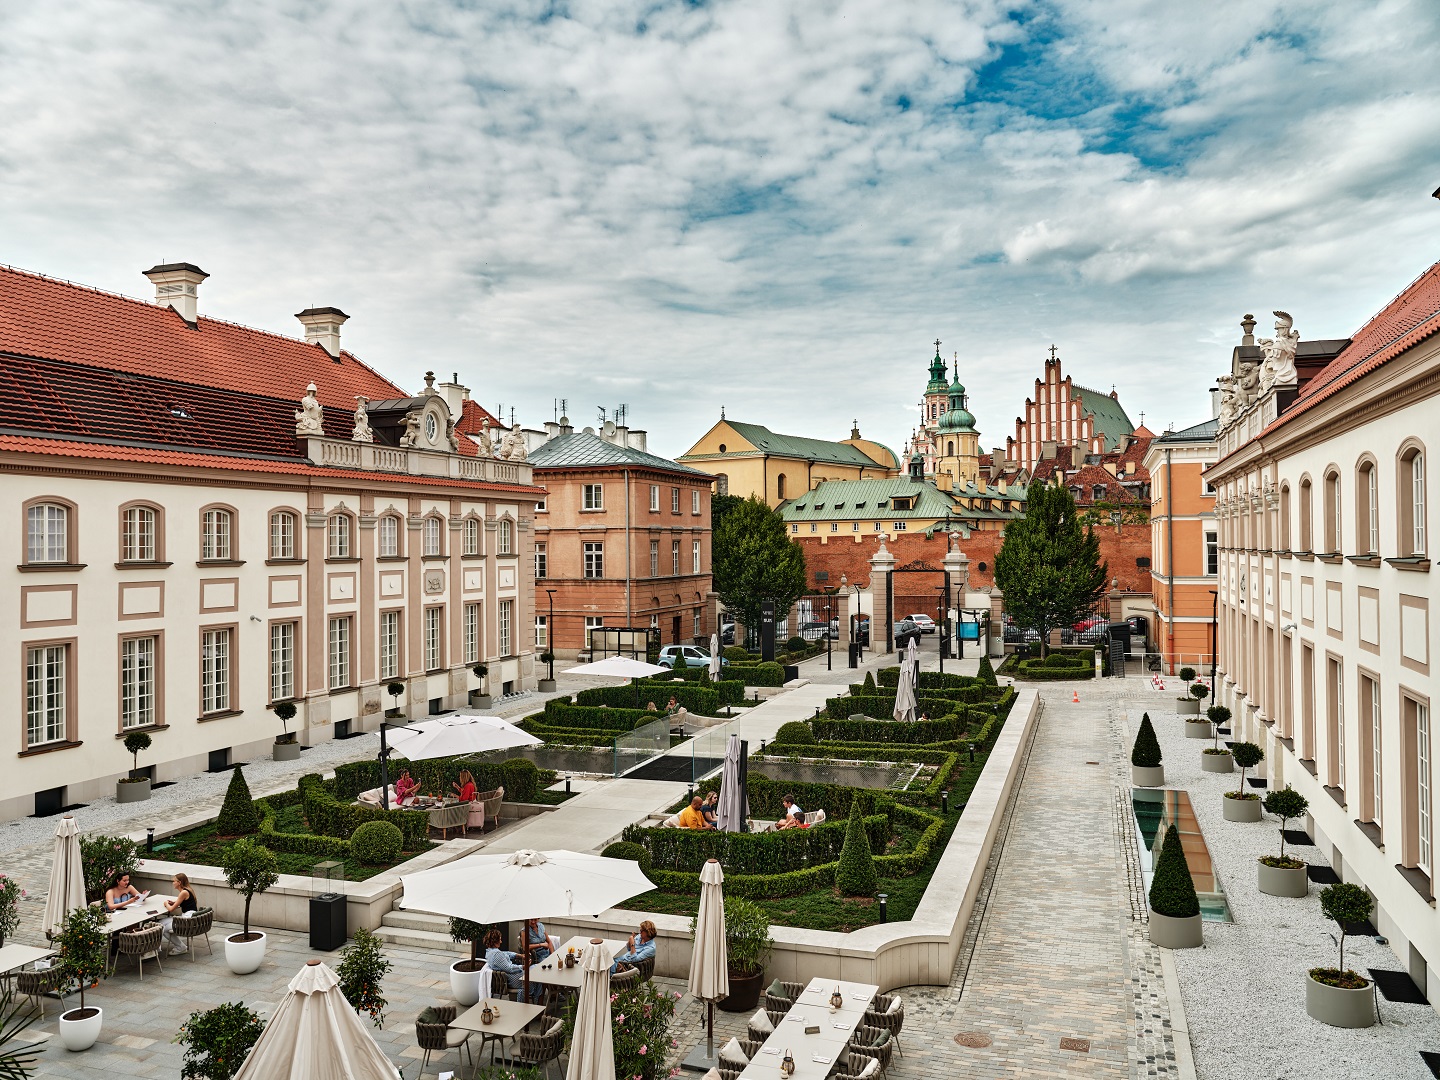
[724,662,787,687]
[331,757,547,804]
[578,683,720,715]
[623,814,890,874]
[814,713,979,744]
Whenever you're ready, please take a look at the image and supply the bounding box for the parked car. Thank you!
[720,622,736,646]
[894,618,923,649]
[799,620,839,641]
[657,645,728,669]
[904,613,937,634]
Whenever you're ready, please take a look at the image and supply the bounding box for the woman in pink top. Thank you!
[395,770,420,805]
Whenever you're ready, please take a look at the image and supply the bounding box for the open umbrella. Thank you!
[565,938,615,1080]
[708,633,721,679]
[715,734,749,833]
[687,859,729,1066]
[233,959,398,1080]
[42,814,85,939]
[386,714,540,760]
[563,656,669,678]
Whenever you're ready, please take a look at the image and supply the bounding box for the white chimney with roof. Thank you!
[142,262,208,324]
[295,307,349,358]
[435,372,471,419]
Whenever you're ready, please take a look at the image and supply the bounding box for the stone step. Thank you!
[374,923,466,954]
[381,909,452,934]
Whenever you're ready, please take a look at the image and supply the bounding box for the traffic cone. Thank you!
[1071,689,1080,704]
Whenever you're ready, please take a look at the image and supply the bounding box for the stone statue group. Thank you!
[1216,310,1300,431]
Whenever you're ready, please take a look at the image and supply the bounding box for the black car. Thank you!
[894,618,923,649]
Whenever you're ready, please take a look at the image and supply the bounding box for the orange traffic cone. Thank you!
[1071,689,1080,704]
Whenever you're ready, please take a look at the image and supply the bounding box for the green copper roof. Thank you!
[926,349,948,393]
[529,430,712,476]
[1071,385,1134,451]
[777,478,1026,523]
[937,404,977,434]
[706,421,887,469]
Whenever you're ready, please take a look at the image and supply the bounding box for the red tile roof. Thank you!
[0,264,405,410]
[1264,260,1440,435]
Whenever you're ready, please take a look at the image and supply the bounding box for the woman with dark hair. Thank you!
[484,928,541,1001]
[105,872,142,912]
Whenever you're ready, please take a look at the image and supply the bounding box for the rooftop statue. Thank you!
[352,396,374,442]
[295,382,324,436]
[1258,310,1300,392]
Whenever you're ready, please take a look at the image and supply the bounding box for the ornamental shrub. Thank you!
[1189,682,1210,701]
[176,1001,264,1080]
[337,927,392,1028]
[601,840,653,879]
[786,635,807,652]
[835,800,878,897]
[123,730,153,775]
[723,645,752,662]
[1179,667,1196,683]
[1262,786,1309,861]
[1148,823,1199,919]
[673,651,687,672]
[500,757,541,801]
[1206,704,1231,725]
[772,721,815,746]
[219,837,279,939]
[350,820,404,865]
[55,903,109,1008]
[863,670,877,692]
[976,654,998,687]
[215,766,261,838]
[0,873,20,948]
[1131,714,1162,768]
[80,833,142,902]
[1318,882,1374,975]
[1230,741,1264,798]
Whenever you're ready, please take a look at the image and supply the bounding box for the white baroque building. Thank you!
[0,261,541,821]
[1209,263,1440,1002]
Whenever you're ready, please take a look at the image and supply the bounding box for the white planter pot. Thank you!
[1131,764,1165,788]
[1223,794,1262,821]
[1148,911,1202,950]
[1305,973,1376,1028]
[1257,860,1309,897]
[1175,697,1202,716]
[1201,751,1234,773]
[116,777,151,803]
[58,1007,103,1051]
[273,739,302,762]
[1185,721,1213,739]
[225,931,267,975]
[451,959,485,1006]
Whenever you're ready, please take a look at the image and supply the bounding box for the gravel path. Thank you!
[1133,700,1440,1080]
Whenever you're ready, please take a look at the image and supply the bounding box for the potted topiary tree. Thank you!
[1202,707,1234,772]
[447,918,492,1005]
[1306,883,1378,1027]
[538,652,556,693]
[117,731,153,803]
[471,665,491,709]
[711,896,774,1012]
[1258,787,1310,897]
[1179,667,1197,683]
[1175,677,1202,715]
[220,837,279,975]
[386,682,406,718]
[1185,703,1213,740]
[272,701,301,761]
[1223,742,1265,821]
[1147,823,1202,949]
[55,903,109,1050]
[175,1001,264,1079]
[1131,714,1164,787]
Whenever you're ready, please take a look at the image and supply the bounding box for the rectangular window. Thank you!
[327,514,350,560]
[792,524,799,534]
[1369,676,1382,827]
[650,540,659,577]
[269,622,295,702]
[328,617,351,690]
[584,542,604,579]
[852,522,860,532]
[649,485,660,512]
[874,522,883,531]
[1202,465,1216,496]
[499,600,513,656]
[463,602,479,665]
[671,488,680,513]
[378,516,399,558]
[202,629,231,713]
[1205,532,1219,576]
[585,615,602,648]
[25,644,67,746]
[1327,657,1345,789]
[27,504,68,563]
[535,542,547,579]
[831,522,839,532]
[692,540,701,574]
[121,636,157,729]
[463,518,480,556]
[693,610,702,638]
[1415,453,1427,555]
[498,519,513,555]
[379,611,399,681]
[535,615,548,649]
[1367,465,1379,554]
[672,540,681,576]
[203,509,232,561]
[893,521,907,531]
[583,484,603,511]
[692,490,700,514]
[269,511,296,560]
[424,607,442,670]
[121,507,156,562]
[423,517,442,557]
[1419,701,1432,871]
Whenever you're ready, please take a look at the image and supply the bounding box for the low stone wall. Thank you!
[543,688,1039,992]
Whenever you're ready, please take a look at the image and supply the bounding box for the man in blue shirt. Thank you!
[611,920,657,974]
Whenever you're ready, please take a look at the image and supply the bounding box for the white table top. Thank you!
[103,894,176,935]
[740,977,879,1080]
[0,944,55,974]
[451,999,546,1038]
[529,936,623,989]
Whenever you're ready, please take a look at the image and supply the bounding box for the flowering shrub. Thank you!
[0,874,22,947]
[611,980,678,1080]
[174,1001,263,1080]
[79,833,143,903]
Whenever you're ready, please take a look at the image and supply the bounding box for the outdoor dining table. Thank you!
[102,895,176,935]
[0,944,56,991]
[739,976,879,1080]
[451,998,546,1074]
[528,935,624,992]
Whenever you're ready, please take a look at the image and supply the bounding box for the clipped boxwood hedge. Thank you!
[877,669,985,691]
[579,683,720,715]
[814,714,977,744]
[623,814,890,875]
[725,662,787,687]
[331,756,549,803]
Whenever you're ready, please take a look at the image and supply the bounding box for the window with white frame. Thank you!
[121,506,157,562]
[535,614,548,649]
[202,508,233,561]
[464,517,480,555]
[649,485,660,512]
[499,600,513,656]
[583,484,603,510]
[328,617,351,689]
[1370,676,1382,827]
[463,602,479,664]
[327,513,351,559]
[1358,460,1379,554]
[424,607,443,670]
[1419,701,1432,871]
[1402,447,1426,555]
[535,497,547,513]
[831,522,838,532]
[26,503,69,563]
[791,524,799,534]
[1202,464,1216,495]
[852,522,860,532]
[671,488,680,513]
[25,643,67,746]
[379,611,400,681]
[693,609,701,637]
[269,511,296,560]
[378,515,400,558]
[1205,532,1219,576]
[585,615,603,648]
[672,540,681,576]
[202,628,231,713]
[498,518,513,555]
[893,521,907,531]
[423,516,442,557]
[584,541,604,579]
[269,622,295,702]
[535,542,547,579]
[692,539,700,574]
[650,540,659,577]
[121,636,157,729]
[692,490,700,514]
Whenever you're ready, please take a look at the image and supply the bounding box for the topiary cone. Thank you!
[835,800,878,897]
[1131,715,1162,768]
[1149,823,1200,918]
[216,765,262,838]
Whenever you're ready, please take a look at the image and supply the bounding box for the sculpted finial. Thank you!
[295,382,324,436]
[351,396,374,442]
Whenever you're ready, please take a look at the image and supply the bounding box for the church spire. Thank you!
[926,339,948,394]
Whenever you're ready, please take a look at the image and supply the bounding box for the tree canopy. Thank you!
[993,482,1108,654]
[712,495,807,641]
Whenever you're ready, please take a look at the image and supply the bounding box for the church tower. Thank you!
[915,341,952,477]
[934,361,981,488]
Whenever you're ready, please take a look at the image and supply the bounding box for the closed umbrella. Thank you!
[708,634,721,679]
[687,859,729,1065]
[386,714,540,760]
[42,814,85,939]
[234,959,398,1080]
[715,734,749,833]
[565,938,615,1080]
[892,654,917,723]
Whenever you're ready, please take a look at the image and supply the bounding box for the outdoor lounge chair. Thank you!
[475,787,505,832]
[864,994,905,1055]
[415,1005,473,1075]
[610,966,640,987]
[111,924,164,980]
[802,809,827,827]
[511,1017,565,1080]
[848,1025,895,1078]
[15,964,67,1018]
[428,802,470,840]
[170,908,214,960]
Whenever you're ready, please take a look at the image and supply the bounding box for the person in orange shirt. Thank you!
[677,795,713,830]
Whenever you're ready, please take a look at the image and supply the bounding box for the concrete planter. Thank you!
[451,959,485,1006]
[1131,764,1166,788]
[116,777,151,803]
[1176,697,1202,716]
[1223,793,1262,821]
[1148,910,1203,950]
[1258,860,1309,897]
[1202,750,1234,773]
[470,692,493,709]
[1305,973,1376,1028]
[273,739,302,762]
[1185,720,1213,739]
[225,931,267,975]
[58,1007,103,1051]
[537,679,556,693]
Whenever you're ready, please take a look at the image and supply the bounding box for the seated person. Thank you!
[700,791,718,828]
[677,795,713,830]
[611,920,657,974]
[105,872,143,912]
[484,929,542,1002]
[666,696,681,717]
[523,918,553,964]
[774,794,805,830]
[453,769,477,804]
[160,873,198,955]
[394,770,420,805]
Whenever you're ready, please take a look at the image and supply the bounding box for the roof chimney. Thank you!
[295,307,349,358]
[142,262,208,324]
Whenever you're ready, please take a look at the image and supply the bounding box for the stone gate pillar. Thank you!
[869,539,896,654]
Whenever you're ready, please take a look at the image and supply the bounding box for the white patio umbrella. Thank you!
[42,814,85,939]
[563,656,669,678]
[565,938,615,1080]
[892,648,918,723]
[386,714,540,760]
[708,633,722,679]
[233,959,398,1080]
[687,859,729,1064]
[715,734,749,833]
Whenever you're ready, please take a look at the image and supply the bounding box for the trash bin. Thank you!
[783,665,800,682]
[848,643,859,669]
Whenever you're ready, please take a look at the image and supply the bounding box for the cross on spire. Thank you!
[1138,410,1145,426]
[934,338,942,355]
[1047,344,1058,362]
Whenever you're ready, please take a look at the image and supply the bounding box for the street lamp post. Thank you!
[935,587,946,675]
[545,588,557,683]
[825,594,833,671]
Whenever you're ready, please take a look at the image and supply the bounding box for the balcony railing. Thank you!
[304,437,533,487]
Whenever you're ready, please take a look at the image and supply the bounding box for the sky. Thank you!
[3,0,1439,461]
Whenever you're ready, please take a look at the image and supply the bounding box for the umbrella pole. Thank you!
[378,724,391,811]
[707,1000,715,1059]
[523,933,531,1004]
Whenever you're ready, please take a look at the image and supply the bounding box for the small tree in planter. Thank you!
[448,917,495,1005]
[337,927,392,1028]
[219,838,278,974]
[174,1001,264,1080]
[1178,667,1196,683]
[124,731,152,777]
[215,766,261,838]
[471,665,491,706]
[272,701,298,744]
[1223,742,1265,821]
[1258,787,1310,897]
[835,800,878,896]
[691,894,775,1012]
[538,651,556,690]
[1131,714,1164,787]
[1147,823,1202,948]
[55,903,109,1049]
[1189,682,1209,703]
[386,682,406,716]
[118,731,154,802]
[1307,883,1378,1027]
[1207,705,1232,747]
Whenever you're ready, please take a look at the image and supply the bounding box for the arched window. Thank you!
[25,500,71,564]
[422,515,443,557]
[1323,469,1342,554]
[714,473,729,497]
[1279,484,1291,550]
[1356,458,1379,555]
[120,504,158,562]
[201,507,233,561]
[1298,478,1313,551]
[327,513,352,560]
[269,510,297,560]
[776,474,787,501]
[377,514,401,558]
[947,440,955,456]
[1399,444,1427,556]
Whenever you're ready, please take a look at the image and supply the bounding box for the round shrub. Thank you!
[1189,682,1210,701]
[723,646,752,662]
[772,721,815,746]
[785,636,807,652]
[350,820,404,865]
[1179,667,1196,683]
[601,841,653,878]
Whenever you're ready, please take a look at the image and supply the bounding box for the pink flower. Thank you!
[617,1013,626,1023]
[639,1045,647,1055]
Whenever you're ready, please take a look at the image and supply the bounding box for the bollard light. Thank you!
[760,738,767,751]
[877,893,888,922]
[968,742,976,762]
[146,827,154,854]
[565,776,572,794]
[941,791,949,815]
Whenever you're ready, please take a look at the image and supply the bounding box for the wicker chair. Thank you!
[170,908,214,961]
[15,964,67,1018]
[847,1025,895,1078]
[429,802,470,841]
[415,1005,473,1075]
[863,994,905,1056]
[833,1052,882,1080]
[763,979,805,1013]
[610,966,640,988]
[511,1017,565,1080]
[488,968,516,1000]
[747,1007,775,1041]
[111,924,164,980]
[478,787,505,833]
[633,954,656,981]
